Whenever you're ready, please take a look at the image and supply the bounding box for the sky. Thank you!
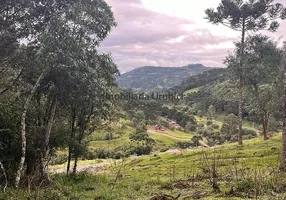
[100,0,286,73]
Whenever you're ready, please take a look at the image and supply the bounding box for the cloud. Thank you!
[100,0,286,73]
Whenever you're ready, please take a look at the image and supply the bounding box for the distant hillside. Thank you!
[170,68,227,93]
[116,64,217,91]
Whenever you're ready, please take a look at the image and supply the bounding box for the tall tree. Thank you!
[280,42,286,170]
[207,105,216,120]
[8,0,118,186]
[205,0,286,145]
[243,35,282,140]
[226,35,283,140]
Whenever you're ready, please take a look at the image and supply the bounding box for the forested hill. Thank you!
[170,68,227,93]
[116,64,217,90]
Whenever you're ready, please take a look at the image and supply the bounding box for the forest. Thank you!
[1,0,286,199]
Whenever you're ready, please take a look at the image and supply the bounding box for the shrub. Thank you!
[212,124,220,129]
[50,155,67,165]
[185,121,197,133]
[82,149,97,160]
[127,145,152,156]
[243,129,257,139]
[197,110,203,117]
[268,117,281,132]
[114,151,125,159]
[176,141,193,149]
[198,123,204,128]
[95,148,113,159]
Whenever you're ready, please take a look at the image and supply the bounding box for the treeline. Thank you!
[0,0,118,187]
[171,68,227,94]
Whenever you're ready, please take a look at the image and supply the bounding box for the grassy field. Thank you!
[4,134,286,199]
[7,116,278,199]
[183,87,201,95]
[88,121,194,153]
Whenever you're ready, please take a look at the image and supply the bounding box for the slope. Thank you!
[116,63,217,91]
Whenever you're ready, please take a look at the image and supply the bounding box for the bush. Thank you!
[176,141,193,149]
[114,151,125,159]
[185,121,197,133]
[82,149,97,160]
[268,117,281,132]
[243,129,257,140]
[197,110,203,117]
[94,148,111,159]
[127,145,152,156]
[197,123,204,128]
[50,155,67,165]
[212,124,219,129]
[206,121,213,126]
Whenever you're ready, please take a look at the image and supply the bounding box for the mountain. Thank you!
[170,68,227,93]
[116,64,217,91]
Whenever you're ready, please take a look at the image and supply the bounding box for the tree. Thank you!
[0,0,118,186]
[205,0,286,145]
[36,0,118,174]
[185,121,197,133]
[240,35,283,140]
[207,105,216,120]
[246,85,277,140]
[220,114,239,142]
[280,42,286,170]
[129,123,154,155]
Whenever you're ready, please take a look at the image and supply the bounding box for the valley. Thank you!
[1,0,286,199]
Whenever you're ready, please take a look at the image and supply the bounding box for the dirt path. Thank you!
[50,161,113,174]
[147,128,191,141]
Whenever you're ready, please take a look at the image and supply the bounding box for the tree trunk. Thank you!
[67,147,72,174]
[238,76,243,145]
[280,50,286,170]
[44,96,57,153]
[67,109,76,174]
[237,19,246,145]
[15,70,46,188]
[73,156,78,173]
[40,96,57,178]
[262,111,269,141]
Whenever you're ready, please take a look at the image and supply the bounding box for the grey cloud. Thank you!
[101,0,286,73]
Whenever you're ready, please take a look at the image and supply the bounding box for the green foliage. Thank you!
[175,141,193,149]
[205,0,286,32]
[185,121,197,133]
[0,101,21,182]
[160,106,197,127]
[220,114,239,142]
[0,0,119,185]
[191,135,203,146]
[212,124,220,130]
[116,64,215,91]
[242,129,257,140]
[171,68,226,94]
[207,105,216,120]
